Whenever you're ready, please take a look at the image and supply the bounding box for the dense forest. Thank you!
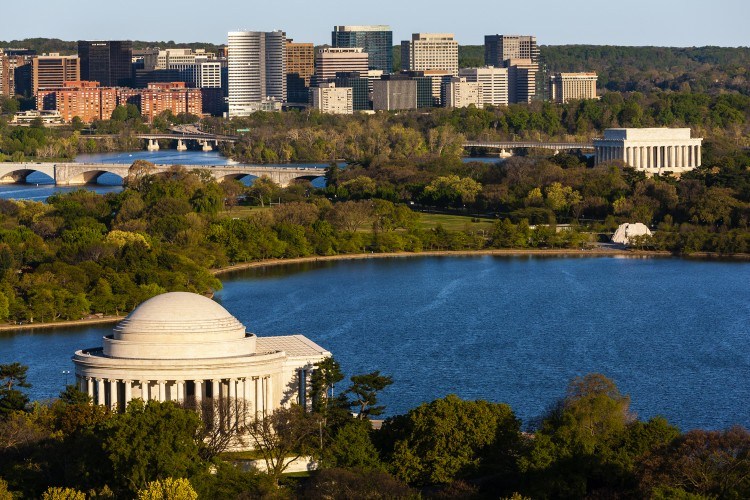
[445,45,750,95]
[2,362,750,499]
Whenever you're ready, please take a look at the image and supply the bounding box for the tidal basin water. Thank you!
[2,255,749,430]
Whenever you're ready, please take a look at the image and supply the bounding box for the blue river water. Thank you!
[1,255,749,431]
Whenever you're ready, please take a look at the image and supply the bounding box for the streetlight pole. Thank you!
[62,370,71,388]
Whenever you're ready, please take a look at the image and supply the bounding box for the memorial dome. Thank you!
[104,292,254,359]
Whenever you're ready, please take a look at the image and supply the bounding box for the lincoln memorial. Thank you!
[72,292,330,415]
[593,128,703,173]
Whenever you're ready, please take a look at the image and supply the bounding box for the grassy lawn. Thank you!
[220,205,271,217]
[418,212,496,232]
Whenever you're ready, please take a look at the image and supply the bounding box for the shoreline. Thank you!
[2,248,748,332]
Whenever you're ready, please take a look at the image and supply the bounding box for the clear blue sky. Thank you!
[3,0,748,47]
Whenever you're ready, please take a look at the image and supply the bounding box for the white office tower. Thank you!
[312,83,353,114]
[442,77,483,109]
[459,66,509,106]
[228,30,286,117]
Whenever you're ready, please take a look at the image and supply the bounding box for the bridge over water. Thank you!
[82,132,239,151]
[0,162,325,187]
[463,140,594,153]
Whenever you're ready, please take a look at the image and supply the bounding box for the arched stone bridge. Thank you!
[0,162,325,187]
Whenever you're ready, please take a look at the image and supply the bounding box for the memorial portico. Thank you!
[593,128,702,173]
[72,292,329,420]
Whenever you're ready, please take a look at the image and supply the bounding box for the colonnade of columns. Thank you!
[78,375,273,417]
[595,143,701,169]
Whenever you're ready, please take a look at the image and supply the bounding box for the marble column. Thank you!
[266,376,273,413]
[228,379,237,429]
[254,377,260,419]
[243,378,251,423]
[158,381,166,402]
[682,145,687,167]
[109,379,118,410]
[140,380,149,401]
[195,379,203,404]
[176,380,184,403]
[124,380,132,406]
[96,378,105,406]
[212,379,220,400]
[697,145,702,166]
[86,377,94,400]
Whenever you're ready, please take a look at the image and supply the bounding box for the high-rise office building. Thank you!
[286,41,315,85]
[459,66,508,106]
[1,49,35,97]
[156,48,215,70]
[400,33,459,76]
[333,72,371,111]
[442,77,483,109]
[373,77,418,111]
[78,41,133,87]
[311,83,353,114]
[484,35,539,66]
[227,30,287,116]
[506,59,538,104]
[286,40,314,104]
[32,55,80,95]
[332,25,393,73]
[314,48,369,85]
[549,72,598,103]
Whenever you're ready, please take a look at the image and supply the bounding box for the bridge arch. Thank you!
[58,170,124,186]
[0,167,54,184]
[219,173,260,186]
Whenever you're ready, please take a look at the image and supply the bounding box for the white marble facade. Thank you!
[593,128,702,173]
[72,292,329,416]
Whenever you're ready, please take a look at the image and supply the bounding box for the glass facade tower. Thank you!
[332,25,392,74]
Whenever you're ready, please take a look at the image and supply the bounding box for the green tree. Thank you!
[0,477,12,500]
[103,400,203,495]
[110,106,128,122]
[381,394,521,486]
[310,357,347,422]
[638,426,750,499]
[137,478,197,500]
[345,371,393,419]
[0,363,31,418]
[323,419,383,470]
[42,487,86,500]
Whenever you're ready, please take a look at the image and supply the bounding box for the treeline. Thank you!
[0,38,223,56]
[542,45,750,95]
[3,362,750,499]
[211,91,750,165]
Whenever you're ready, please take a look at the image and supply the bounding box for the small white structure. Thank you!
[72,292,329,414]
[612,222,652,245]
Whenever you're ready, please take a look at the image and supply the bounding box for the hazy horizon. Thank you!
[2,0,748,48]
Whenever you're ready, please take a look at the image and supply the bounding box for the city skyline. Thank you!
[1,0,749,48]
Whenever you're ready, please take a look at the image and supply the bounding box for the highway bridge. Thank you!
[0,162,325,187]
[82,132,239,151]
[463,140,594,152]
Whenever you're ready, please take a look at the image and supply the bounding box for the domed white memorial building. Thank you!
[72,292,330,414]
